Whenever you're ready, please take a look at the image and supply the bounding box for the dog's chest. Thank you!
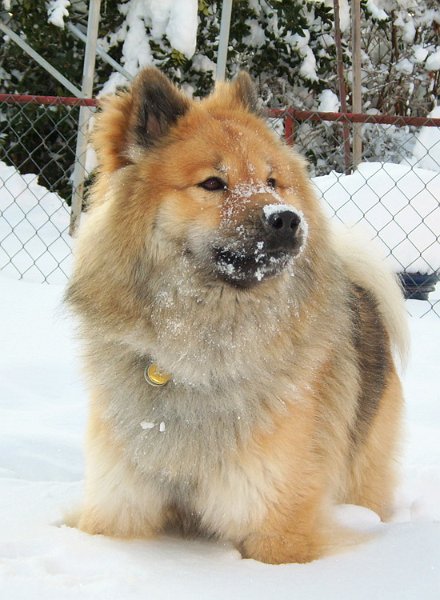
[144,279,298,386]
[105,373,275,484]
[104,377,284,535]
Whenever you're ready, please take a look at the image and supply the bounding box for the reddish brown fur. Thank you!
[66,68,407,564]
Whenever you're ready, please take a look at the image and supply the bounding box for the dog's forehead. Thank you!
[174,110,288,177]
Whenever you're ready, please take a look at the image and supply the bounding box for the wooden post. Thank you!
[352,0,363,168]
[333,0,351,174]
[284,111,294,145]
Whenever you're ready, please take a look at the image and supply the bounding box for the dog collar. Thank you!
[144,361,172,387]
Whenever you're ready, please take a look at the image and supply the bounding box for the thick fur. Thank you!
[66,68,408,564]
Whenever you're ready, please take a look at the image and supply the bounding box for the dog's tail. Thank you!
[330,223,410,369]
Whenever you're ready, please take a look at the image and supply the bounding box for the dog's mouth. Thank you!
[213,244,294,288]
[200,204,308,288]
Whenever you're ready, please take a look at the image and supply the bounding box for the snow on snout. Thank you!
[229,182,283,202]
[222,182,285,222]
[263,202,301,219]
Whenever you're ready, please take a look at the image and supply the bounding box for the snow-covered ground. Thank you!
[1,160,439,597]
[1,249,440,599]
[0,162,72,284]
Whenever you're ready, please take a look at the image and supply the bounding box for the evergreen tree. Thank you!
[1,0,439,197]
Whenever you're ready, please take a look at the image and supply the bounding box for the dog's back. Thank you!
[331,224,409,365]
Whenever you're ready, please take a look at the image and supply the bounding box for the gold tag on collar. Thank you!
[144,362,172,387]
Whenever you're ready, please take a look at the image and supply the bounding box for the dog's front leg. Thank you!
[229,398,331,564]
[72,406,166,539]
[77,464,165,539]
[237,493,327,564]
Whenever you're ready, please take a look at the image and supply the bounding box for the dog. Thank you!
[66,68,408,564]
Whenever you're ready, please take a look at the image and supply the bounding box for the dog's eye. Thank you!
[267,177,277,189]
[198,177,227,192]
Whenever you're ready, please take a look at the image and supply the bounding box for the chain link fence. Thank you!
[0,95,94,283]
[271,108,440,316]
[1,95,439,315]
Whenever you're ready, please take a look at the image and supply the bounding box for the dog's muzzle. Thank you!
[213,205,307,288]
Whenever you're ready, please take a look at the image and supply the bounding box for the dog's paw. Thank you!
[238,531,321,564]
[62,506,82,529]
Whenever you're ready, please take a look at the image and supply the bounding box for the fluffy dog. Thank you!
[66,68,408,564]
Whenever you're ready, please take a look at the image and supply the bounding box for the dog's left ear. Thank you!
[128,67,191,149]
[229,71,260,114]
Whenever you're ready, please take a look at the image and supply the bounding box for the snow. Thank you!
[406,106,440,173]
[318,89,340,113]
[262,203,300,218]
[299,46,318,82]
[99,0,199,95]
[162,0,198,59]
[402,19,416,44]
[425,49,440,72]
[48,0,197,60]
[192,54,216,74]
[365,0,388,21]
[146,0,198,58]
[396,58,414,75]
[334,0,350,33]
[47,0,70,29]
[413,45,429,64]
[0,162,72,283]
[1,159,440,597]
[287,31,319,83]
[313,162,440,274]
[244,19,266,48]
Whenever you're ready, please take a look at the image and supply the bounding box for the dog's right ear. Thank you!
[128,68,190,151]
[229,72,260,114]
[93,68,190,173]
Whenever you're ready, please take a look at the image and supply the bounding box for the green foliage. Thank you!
[0,2,116,201]
[130,0,340,107]
[1,102,79,200]
[0,0,439,199]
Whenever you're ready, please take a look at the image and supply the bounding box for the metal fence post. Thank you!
[69,0,101,236]
[216,0,233,82]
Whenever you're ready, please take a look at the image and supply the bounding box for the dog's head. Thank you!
[86,68,328,293]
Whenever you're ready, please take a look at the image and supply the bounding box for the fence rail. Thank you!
[0,94,439,315]
[0,94,97,106]
[279,108,440,128]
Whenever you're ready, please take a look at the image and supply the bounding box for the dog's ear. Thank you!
[210,71,261,115]
[128,68,190,149]
[229,71,260,113]
[92,68,190,174]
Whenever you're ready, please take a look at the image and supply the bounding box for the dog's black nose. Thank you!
[261,208,301,250]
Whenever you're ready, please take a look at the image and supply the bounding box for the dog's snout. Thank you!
[266,210,300,234]
[261,208,301,250]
